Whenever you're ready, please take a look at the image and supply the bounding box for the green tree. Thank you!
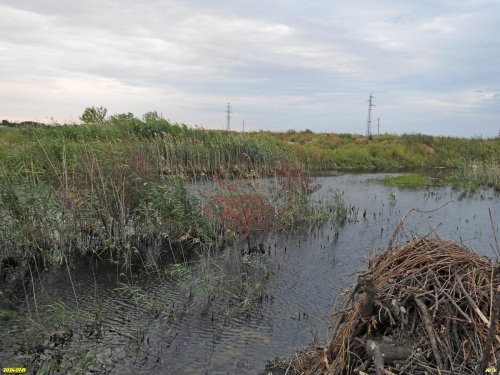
[142,111,162,123]
[80,106,108,125]
[109,112,137,125]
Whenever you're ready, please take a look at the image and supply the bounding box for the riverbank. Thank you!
[2,117,499,172]
[1,116,499,373]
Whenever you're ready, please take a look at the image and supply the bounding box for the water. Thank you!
[1,173,499,374]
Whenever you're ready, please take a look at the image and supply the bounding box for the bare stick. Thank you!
[415,296,445,370]
[455,271,489,327]
[480,265,500,372]
[388,201,453,248]
[433,274,471,323]
[489,208,500,259]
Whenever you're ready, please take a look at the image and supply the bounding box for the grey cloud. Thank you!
[0,0,499,136]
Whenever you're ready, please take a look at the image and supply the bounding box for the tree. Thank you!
[80,106,108,125]
[109,112,137,125]
[142,111,162,123]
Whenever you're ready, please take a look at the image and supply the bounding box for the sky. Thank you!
[1,0,499,137]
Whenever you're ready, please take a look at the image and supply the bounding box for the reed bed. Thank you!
[267,236,500,374]
[0,119,292,270]
[450,159,500,191]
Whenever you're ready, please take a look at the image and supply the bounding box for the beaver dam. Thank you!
[267,235,500,375]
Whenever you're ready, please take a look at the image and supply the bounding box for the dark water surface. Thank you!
[2,173,499,374]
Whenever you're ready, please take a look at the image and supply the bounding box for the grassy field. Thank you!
[251,130,499,170]
[2,118,499,172]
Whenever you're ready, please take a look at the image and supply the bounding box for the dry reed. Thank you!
[268,236,500,375]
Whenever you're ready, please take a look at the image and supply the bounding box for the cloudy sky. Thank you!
[1,0,499,136]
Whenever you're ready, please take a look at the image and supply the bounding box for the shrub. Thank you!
[80,106,107,125]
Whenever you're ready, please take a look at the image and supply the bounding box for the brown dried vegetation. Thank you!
[268,237,500,375]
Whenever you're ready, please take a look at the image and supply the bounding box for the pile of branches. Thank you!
[267,236,500,374]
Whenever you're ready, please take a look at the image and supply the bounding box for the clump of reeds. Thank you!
[203,159,326,248]
[0,116,297,271]
[268,235,500,374]
[0,141,213,270]
[450,159,500,191]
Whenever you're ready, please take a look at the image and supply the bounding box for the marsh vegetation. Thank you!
[0,111,499,373]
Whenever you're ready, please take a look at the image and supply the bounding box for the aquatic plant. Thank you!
[382,173,432,188]
[388,190,397,204]
[0,298,98,374]
[275,157,320,195]
[206,189,280,239]
[449,159,500,191]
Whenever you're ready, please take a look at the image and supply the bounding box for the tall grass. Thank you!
[1,117,499,271]
[0,145,212,269]
[449,159,500,191]
[252,131,500,170]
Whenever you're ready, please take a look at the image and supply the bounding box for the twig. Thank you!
[455,271,489,327]
[415,296,445,370]
[479,265,500,372]
[388,201,453,248]
[433,274,471,323]
[332,306,355,316]
[489,208,500,259]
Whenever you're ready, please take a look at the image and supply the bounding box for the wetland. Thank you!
[0,117,499,374]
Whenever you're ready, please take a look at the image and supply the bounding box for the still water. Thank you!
[2,173,499,374]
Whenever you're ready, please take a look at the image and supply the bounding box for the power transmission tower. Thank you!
[366,93,375,137]
[242,119,245,133]
[377,117,380,135]
[225,102,232,131]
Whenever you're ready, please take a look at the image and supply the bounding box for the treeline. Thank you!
[1,119,46,127]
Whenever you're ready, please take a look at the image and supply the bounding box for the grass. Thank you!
[0,117,498,270]
[0,120,330,287]
[249,131,499,170]
[382,173,432,188]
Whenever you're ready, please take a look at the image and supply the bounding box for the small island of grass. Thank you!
[382,173,432,187]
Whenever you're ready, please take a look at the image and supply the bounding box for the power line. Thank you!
[366,93,375,136]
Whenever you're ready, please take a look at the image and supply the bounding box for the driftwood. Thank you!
[365,340,412,363]
[365,339,412,375]
[266,235,500,375]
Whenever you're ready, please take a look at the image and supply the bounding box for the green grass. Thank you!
[382,174,432,188]
[1,114,498,372]
[252,130,499,170]
[2,118,499,173]
[0,118,326,271]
